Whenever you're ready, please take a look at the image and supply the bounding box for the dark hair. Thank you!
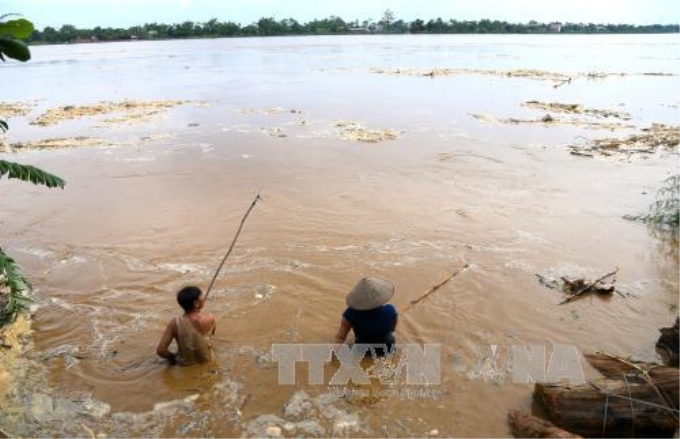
[177,286,202,311]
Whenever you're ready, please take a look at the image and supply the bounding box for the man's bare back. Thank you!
[156,286,216,366]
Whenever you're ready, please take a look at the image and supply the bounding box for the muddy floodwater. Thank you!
[1,34,679,437]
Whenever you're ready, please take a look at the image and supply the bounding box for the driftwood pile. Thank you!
[508,320,680,438]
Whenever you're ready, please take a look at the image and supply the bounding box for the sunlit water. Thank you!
[1,34,679,437]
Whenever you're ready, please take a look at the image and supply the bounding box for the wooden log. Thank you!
[657,318,679,367]
[584,353,678,407]
[507,410,581,438]
[535,378,678,438]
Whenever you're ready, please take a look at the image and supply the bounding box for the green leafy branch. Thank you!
[626,174,680,230]
[0,159,66,188]
[1,13,63,327]
[0,248,32,326]
[0,16,33,62]
[644,174,680,228]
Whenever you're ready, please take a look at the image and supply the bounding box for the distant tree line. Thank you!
[27,12,679,44]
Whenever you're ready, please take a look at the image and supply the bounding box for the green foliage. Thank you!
[0,37,30,61]
[0,18,34,38]
[643,175,680,229]
[22,17,680,43]
[0,160,66,188]
[1,13,64,327]
[0,248,32,326]
[0,17,33,61]
[627,175,680,231]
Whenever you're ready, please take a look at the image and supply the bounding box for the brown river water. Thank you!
[1,35,679,437]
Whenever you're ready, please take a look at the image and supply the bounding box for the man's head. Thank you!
[177,286,204,312]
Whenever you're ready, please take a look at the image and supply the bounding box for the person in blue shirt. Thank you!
[334,277,398,356]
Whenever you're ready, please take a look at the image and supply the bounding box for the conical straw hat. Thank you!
[346,277,394,310]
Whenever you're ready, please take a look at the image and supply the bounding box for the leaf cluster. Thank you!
[0,249,32,326]
[627,175,680,231]
[644,174,680,228]
[1,14,63,328]
[0,159,65,188]
[0,16,33,62]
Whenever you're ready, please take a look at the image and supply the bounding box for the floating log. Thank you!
[535,378,678,438]
[507,410,581,438]
[584,353,678,407]
[657,318,679,367]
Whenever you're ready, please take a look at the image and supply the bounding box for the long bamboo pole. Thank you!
[402,260,469,312]
[204,193,262,300]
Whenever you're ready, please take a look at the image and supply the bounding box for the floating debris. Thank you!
[470,112,634,131]
[262,127,288,138]
[535,268,621,304]
[569,123,680,157]
[370,68,677,85]
[31,100,191,127]
[0,101,34,118]
[468,112,497,123]
[370,67,572,83]
[523,101,631,120]
[238,108,302,115]
[335,120,400,143]
[10,137,120,151]
[98,111,163,126]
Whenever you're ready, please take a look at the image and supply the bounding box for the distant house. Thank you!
[548,22,562,32]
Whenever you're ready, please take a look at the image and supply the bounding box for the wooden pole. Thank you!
[204,193,262,300]
[402,260,469,312]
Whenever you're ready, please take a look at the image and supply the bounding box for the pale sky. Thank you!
[3,0,679,29]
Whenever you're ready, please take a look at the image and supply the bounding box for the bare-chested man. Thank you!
[156,286,216,366]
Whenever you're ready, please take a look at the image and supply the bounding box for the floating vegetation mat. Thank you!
[370,67,571,82]
[31,100,192,127]
[569,123,680,157]
[469,112,634,131]
[237,107,302,115]
[0,101,35,118]
[335,120,400,143]
[370,67,677,85]
[9,136,123,151]
[522,101,631,120]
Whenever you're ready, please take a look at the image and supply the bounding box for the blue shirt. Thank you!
[342,304,397,345]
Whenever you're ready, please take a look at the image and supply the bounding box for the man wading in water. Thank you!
[156,286,216,366]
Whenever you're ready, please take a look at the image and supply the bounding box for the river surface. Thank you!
[1,34,679,437]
